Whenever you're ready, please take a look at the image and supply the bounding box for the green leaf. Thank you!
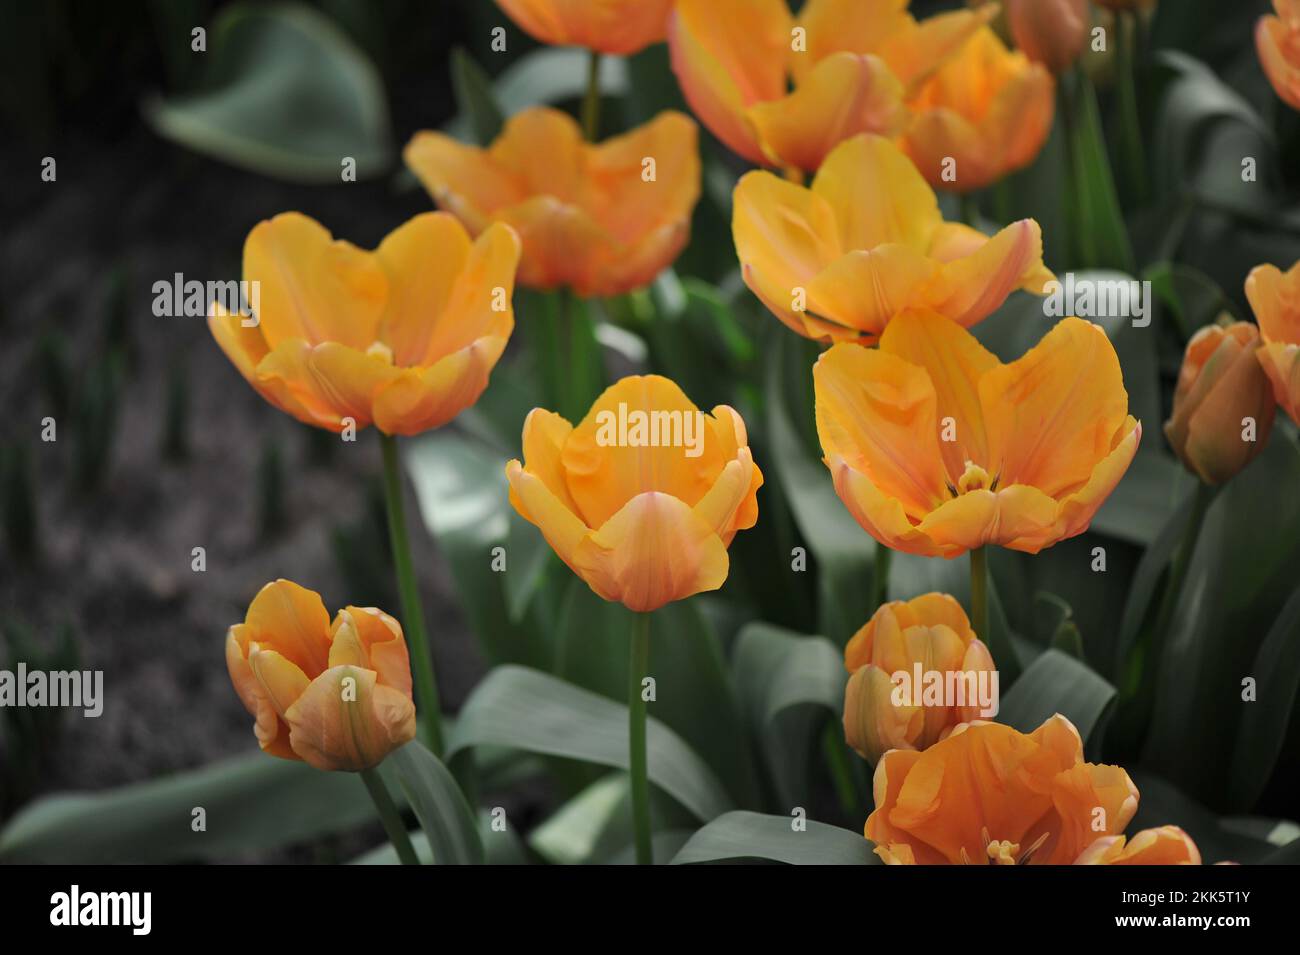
[1129,771,1278,865]
[731,623,844,807]
[388,741,484,865]
[998,649,1117,747]
[672,811,879,865]
[1063,71,1134,272]
[449,47,504,146]
[446,666,734,822]
[143,3,392,182]
[0,752,386,863]
[1229,589,1300,809]
[443,48,628,141]
[553,584,759,807]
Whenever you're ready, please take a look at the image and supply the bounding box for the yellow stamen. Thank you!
[366,340,395,364]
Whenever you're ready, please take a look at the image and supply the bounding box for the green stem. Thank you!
[379,433,444,756]
[821,721,859,816]
[581,50,602,142]
[360,767,419,865]
[959,192,980,229]
[628,613,653,865]
[872,541,892,609]
[969,547,988,642]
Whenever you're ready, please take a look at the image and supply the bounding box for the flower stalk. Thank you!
[969,546,989,645]
[380,433,444,756]
[359,767,420,865]
[629,612,653,865]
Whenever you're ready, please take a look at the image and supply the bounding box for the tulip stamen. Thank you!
[366,340,395,365]
[1016,831,1052,866]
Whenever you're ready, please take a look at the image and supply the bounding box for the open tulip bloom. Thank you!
[814,310,1140,558]
[733,134,1054,344]
[1258,0,1300,110]
[405,108,700,299]
[493,0,674,55]
[1247,260,1300,427]
[668,0,994,172]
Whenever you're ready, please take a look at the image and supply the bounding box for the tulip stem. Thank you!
[1148,482,1217,678]
[969,546,989,643]
[360,767,420,865]
[1115,11,1148,205]
[582,51,602,142]
[379,432,444,757]
[872,541,892,609]
[628,612,654,865]
[960,192,980,229]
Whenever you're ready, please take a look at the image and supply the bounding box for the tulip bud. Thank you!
[1005,0,1089,74]
[841,593,997,764]
[1164,320,1276,486]
[226,580,416,771]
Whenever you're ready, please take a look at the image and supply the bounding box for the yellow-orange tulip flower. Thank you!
[668,0,992,172]
[1074,826,1202,865]
[226,580,416,772]
[506,375,762,612]
[904,28,1055,192]
[1258,0,1300,110]
[733,134,1054,343]
[842,593,996,764]
[1005,0,1089,74]
[493,0,673,55]
[405,108,699,298]
[1164,321,1275,485]
[208,212,520,436]
[815,310,1141,557]
[1247,261,1300,425]
[867,715,1201,864]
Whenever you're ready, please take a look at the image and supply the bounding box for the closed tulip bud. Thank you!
[494,0,674,55]
[866,715,1201,865]
[1257,0,1300,110]
[506,375,762,612]
[1005,0,1089,74]
[1164,321,1276,485]
[209,212,521,436]
[226,580,416,772]
[1246,260,1300,426]
[406,109,699,298]
[842,593,996,764]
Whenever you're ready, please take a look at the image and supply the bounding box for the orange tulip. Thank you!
[226,580,416,772]
[1258,0,1300,110]
[405,108,699,298]
[814,310,1140,558]
[1164,321,1276,485]
[903,28,1055,192]
[1074,826,1202,865]
[733,134,1055,343]
[1005,0,1089,74]
[506,375,762,612]
[668,0,992,172]
[1248,261,1300,427]
[842,593,996,764]
[868,715,1202,865]
[493,0,674,55]
[208,212,520,437]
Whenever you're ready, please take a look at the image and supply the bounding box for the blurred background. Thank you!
[1,0,1296,862]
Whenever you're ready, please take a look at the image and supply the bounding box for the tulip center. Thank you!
[961,828,1052,865]
[986,839,1019,866]
[955,460,995,495]
[366,340,395,365]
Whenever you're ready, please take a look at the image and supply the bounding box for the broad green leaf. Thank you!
[143,3,392,182]
[1128,771,1279,865]
[444,48,628,141]
[731,623,844,807]
[553,583,759,807]
[0,752,387,863]
[1229,589,1300,809]
[389,741,484,865]
[997,649,1117,748]
[446,666,734,822]
[529,773,630,865]
[1063,72,1134,272]
[672,811,879,865]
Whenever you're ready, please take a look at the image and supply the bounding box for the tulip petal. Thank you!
[374,212,470,366]
[811,134,942,252]
[333,607,413,697]
[403,131,523,233]
[226,626,296,760]
[243,212,387,351]
[243,579,333,678]
[306,342,402,427]
[825,453,949,557]
[572,491,729,612]
[805,245,939,341]
[748,52,906,173]
[1258,14,1300,111]
[506,459,592,571]
[285,665,416,772]
[922,219,1055,326]
[494,0,674,55]
[1257,341,1300,424]
[1075,826,1202,865]
[1050,417,1141,550]
[560,375,724,528]
[254,339,349,431]
[981,317,1131,499]
[814,341,950,518]
[1245,262,1300,346]
[667,0,791,164]
[1182,332,1276,485]
[371,335,508,436]
[248,646,312,721]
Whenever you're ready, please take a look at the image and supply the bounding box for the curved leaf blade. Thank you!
[672,811,879,865]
